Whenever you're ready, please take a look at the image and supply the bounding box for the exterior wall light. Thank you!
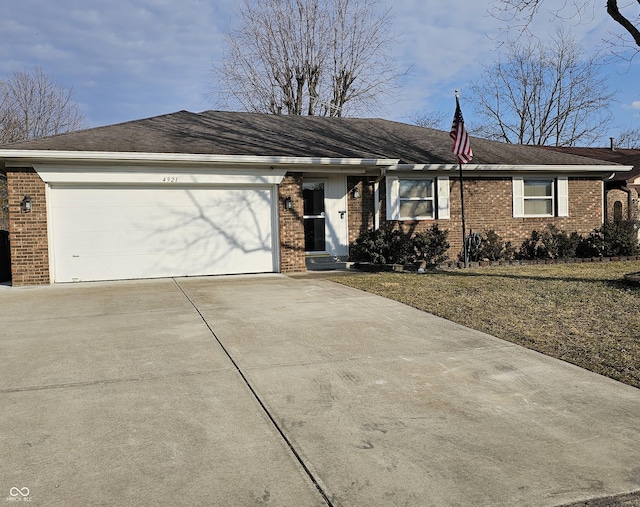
[284,196,293,210]
[351,188,361,199]
[20,195,32,213]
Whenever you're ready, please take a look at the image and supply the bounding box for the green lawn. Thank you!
[331,261,640,389]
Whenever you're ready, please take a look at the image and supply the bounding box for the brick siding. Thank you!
[606,187,640,222]
[351,176,604,261]
[347,176,375,245]
[2,169,607,285]
[6,168,50,285]
[279,173,306,272]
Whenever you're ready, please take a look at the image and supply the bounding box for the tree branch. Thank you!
[606,0,640,47]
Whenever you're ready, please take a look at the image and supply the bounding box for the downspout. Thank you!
[603,173,616,223]
[621,186,633,220]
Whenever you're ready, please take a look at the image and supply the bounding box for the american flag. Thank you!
[450,97,473,164]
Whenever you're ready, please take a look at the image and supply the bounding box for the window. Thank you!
[399,179,434,219]
[513,176,568,218]
[386,177,450,221]
[524,179,554,216]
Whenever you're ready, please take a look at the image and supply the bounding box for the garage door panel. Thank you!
[58,245,274,282]
[50,186,276,282]
[54,217,273,257]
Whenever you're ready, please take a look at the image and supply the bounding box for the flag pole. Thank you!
[455,90,468,268]
[458,158,468,268]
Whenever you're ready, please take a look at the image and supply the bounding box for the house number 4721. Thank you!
[162,176,178,183]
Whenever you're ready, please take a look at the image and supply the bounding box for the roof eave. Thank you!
[0,149,400,170]
[388,163,632,176]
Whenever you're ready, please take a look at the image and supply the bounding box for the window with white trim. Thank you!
[386,176,450,220]
[399,179,434,219]
[524,179,554,216]
[513,176,569,218]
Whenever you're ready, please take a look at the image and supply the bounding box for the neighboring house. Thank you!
[0,110,631,286]
[541,144,640,224]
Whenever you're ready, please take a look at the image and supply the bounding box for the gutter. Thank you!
[386,163,634,176]
[0,149,400,169]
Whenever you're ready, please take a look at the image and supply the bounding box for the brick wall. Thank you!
[347,176,375,245]
[606,187,639,222]
[3,169,606,284]
[279,173,306,272]
[351,176,603,260]
[6,168,50,285]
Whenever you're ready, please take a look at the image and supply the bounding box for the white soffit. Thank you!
[33,165,287,185]
[387,163,634,175]
[1,150,398,167]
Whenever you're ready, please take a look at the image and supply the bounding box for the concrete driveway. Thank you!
[1,275,639,506]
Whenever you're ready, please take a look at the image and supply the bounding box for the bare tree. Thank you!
[410,110,448,130]
[491,0,640,58]
[468,30,614,146]
[213,0,403,116]
[0,66,85,143]
[616,127,640,149]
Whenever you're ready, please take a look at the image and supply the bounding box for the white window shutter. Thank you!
[513,177,524,217]
[557,177,569,217]
[437,177,450,219]
[386,176,400,221]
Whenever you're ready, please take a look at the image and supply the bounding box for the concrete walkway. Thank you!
[1,275,639,506]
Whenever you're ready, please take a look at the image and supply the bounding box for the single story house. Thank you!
[0,110,632,286]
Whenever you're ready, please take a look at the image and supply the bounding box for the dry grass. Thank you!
[331,261,640,389]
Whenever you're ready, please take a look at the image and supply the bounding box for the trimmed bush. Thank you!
[602,220,640,256]
[350,224,449,266]
[412,224,450,266]
[462,230,515,262]
[518,221,639,260]
[351,221,639,266]
[518,224,580,260]
[576,230,602,258]
[578,220,640,257]
[538,225,581,259]
[349,225,412,264]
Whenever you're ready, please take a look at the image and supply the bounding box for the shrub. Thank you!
[602,220,640,256]
[463,230,516,262]
[576,230,603,258]
[538,224,581,259]
[350,224,450,266]
[349,225,412,264]
[412,224,450,266]
[518,225,580,260]
[578,220,640,257]
[481,230,515,261]
[518,230,541,260]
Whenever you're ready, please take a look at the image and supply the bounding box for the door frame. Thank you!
[303,175,348,257]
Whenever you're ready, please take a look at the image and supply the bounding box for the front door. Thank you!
[303,176,348,257]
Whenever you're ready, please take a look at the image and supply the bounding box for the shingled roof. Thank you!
[0,110,621,167]
[540,146,640,183]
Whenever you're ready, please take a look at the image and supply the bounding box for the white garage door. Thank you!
[49,185,276,282]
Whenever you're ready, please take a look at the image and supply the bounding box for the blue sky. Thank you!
[2,0,639,145]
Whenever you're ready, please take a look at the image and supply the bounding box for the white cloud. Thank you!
[1,0,638,138]
[0,0,228,125]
